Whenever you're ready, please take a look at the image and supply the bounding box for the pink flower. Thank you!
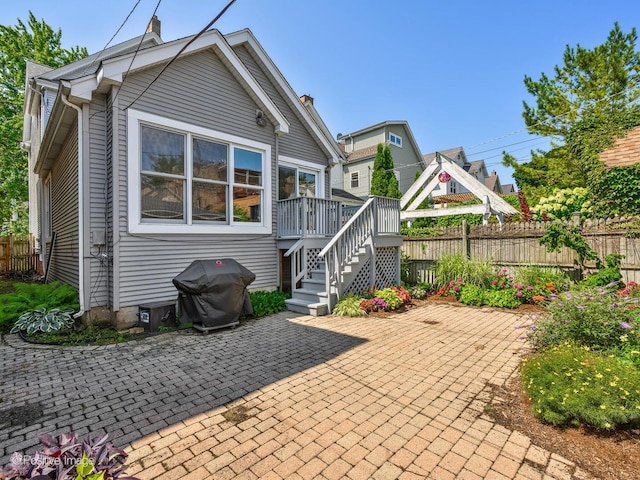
[527,285,533,291]
[516,291,523,297]
[454,286,460,292]
[492,281,498,286]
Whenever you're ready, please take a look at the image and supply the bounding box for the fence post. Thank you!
[9,234,14,272]
[462,220,470,258]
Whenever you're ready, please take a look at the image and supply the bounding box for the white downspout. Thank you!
[60,93,85,319]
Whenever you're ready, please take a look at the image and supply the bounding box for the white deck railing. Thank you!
[277,197,342,238]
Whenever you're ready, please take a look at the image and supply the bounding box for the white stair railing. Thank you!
[318,196,378,310]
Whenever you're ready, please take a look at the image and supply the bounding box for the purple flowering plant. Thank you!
[527,285,640,352]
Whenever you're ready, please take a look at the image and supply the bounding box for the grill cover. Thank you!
[172,259,255,328]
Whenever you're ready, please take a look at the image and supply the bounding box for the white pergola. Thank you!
[401,152,518,225]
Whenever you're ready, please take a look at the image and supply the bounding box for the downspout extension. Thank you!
[60,93,85,320]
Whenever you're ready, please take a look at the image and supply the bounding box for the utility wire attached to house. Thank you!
[86,0,145,72]
[89,0,162,120]
[123,0,238,111]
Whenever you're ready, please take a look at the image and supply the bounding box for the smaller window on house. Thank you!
[450,181,457,194]
[351,172,359,188]
[389,133,402,147]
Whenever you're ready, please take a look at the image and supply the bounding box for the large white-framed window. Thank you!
[128,109,272,234]
[277,155,325,200]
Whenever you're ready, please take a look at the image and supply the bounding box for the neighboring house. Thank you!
[599,125,640,167]
[22,20,401,324]
[484,170,502,193]
[501,183,517,195]
[422,147,508,196]
[332,121,425,199]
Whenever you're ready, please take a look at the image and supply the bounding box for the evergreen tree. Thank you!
[370,144,387,196]
[370,143,401,198]
[505,23,640,201]
[0,12,87,234]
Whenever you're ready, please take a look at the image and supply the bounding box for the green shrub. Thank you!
[374,287,404,310]
[0,281,79,333]
[580,253,624,288]
[514,265,571,293]
[458,284,486,306]
[248,290,290,317]
[484,289,521,309]
[521,344,640,430]
[434,253,494,289]
[332,294,367,317]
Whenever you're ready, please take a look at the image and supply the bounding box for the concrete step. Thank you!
[292,287,328,303]
[301,277,325,291]
[285,298,329,316]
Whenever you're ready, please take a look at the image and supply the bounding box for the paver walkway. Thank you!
[0,304,595,479]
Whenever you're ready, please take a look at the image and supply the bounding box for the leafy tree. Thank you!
[505,23,640,202]
[370,143,401,198]
[0,12,87,234]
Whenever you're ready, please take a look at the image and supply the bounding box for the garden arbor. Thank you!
[400,152,517,225]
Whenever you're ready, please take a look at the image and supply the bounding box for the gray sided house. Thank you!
[332,121,425,199]
[423,146,508,196]
[23,23,402,326]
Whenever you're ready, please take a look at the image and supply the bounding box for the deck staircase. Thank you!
[278,196,402,316]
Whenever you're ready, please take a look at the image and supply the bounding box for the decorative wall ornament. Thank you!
[438,171,451,183]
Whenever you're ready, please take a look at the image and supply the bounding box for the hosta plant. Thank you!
[0,431,139,480]
[10,308,75,335]
[332,294,367,317]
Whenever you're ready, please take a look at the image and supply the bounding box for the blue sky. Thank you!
[3,0,640,187]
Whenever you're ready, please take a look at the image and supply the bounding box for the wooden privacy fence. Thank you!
[402,218,640,285]
[0,235,40,274]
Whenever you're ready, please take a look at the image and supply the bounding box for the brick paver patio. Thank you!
[0,304,596,479]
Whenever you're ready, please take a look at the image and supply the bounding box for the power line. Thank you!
[465,135,548,157]
[87,0,144,72]
[123,0,238,111]
[89,0,162,120]
[464,82,640,153]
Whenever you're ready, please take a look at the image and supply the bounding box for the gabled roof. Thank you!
[340,120,424,167]
[423,146,466,165]
[39,32,162,82]
[225,29,343,163]
[502,183,517,194]
[467,159,486,175]
[484,173,500,192]
[29,29,290,136]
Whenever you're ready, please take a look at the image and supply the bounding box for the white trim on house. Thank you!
[127,109,272,235]
[278,155,326,198]
[225,29,343,164]
[90,29,290,135]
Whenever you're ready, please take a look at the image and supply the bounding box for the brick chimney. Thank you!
[491,170,496,176]
[147,15,161,36]
[300,94,314,105]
